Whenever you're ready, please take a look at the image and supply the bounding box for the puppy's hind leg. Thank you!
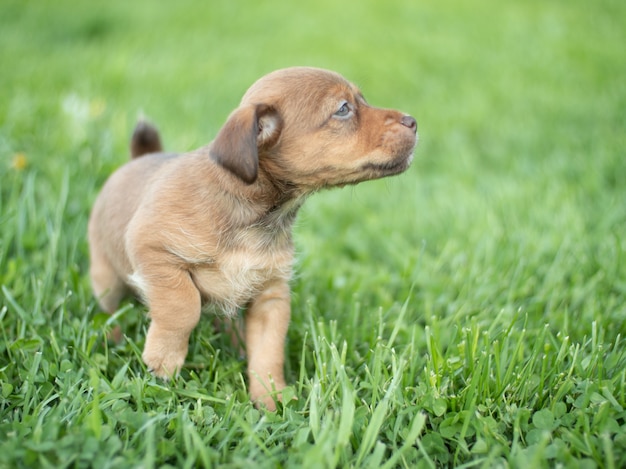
[90,245,126,342]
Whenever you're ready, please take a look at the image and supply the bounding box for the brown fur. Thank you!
[88,67,418,410]
[130,120,163,158]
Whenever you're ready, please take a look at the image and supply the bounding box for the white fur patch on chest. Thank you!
[190,246,293,317]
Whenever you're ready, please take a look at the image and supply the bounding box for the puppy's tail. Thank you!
[130,120,163,158]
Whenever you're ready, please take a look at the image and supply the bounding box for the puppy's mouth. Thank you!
[363,152,414,176]
[362,131,418,177]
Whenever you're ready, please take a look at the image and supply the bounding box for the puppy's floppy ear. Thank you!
[211,104,282,184]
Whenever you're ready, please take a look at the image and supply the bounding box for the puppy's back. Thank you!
[89,148,176,279]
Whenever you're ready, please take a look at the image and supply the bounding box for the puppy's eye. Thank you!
[334,102,351,118]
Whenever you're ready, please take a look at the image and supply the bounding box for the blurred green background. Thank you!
[1,0,625,466]
[2,0,625,397]
[3,0,626,398]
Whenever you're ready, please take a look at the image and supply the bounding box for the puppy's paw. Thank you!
[249,378,287,411]
[142,326,189,378]
[107,325,123,344]
[143,348,185,379]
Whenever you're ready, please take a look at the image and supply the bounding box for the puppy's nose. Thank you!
[401,115,417,133]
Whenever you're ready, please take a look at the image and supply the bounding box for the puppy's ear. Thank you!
[211,104,282,184]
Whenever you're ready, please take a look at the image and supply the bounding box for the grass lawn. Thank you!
[1,0,626,467]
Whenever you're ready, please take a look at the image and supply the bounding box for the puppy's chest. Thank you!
[189,228,293,316]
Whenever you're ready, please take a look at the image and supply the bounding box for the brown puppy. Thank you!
[88,67,418,409]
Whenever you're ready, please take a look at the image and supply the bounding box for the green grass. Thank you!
[1,0,626,467]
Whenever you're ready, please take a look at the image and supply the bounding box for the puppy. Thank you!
[88,67,418,409]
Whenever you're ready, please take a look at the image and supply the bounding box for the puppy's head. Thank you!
[210,67,418,190]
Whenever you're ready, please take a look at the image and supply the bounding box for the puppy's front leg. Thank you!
[245,279,291,410]
[140,266,201,378]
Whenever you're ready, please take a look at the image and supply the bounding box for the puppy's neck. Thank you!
[252,168,307,228]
